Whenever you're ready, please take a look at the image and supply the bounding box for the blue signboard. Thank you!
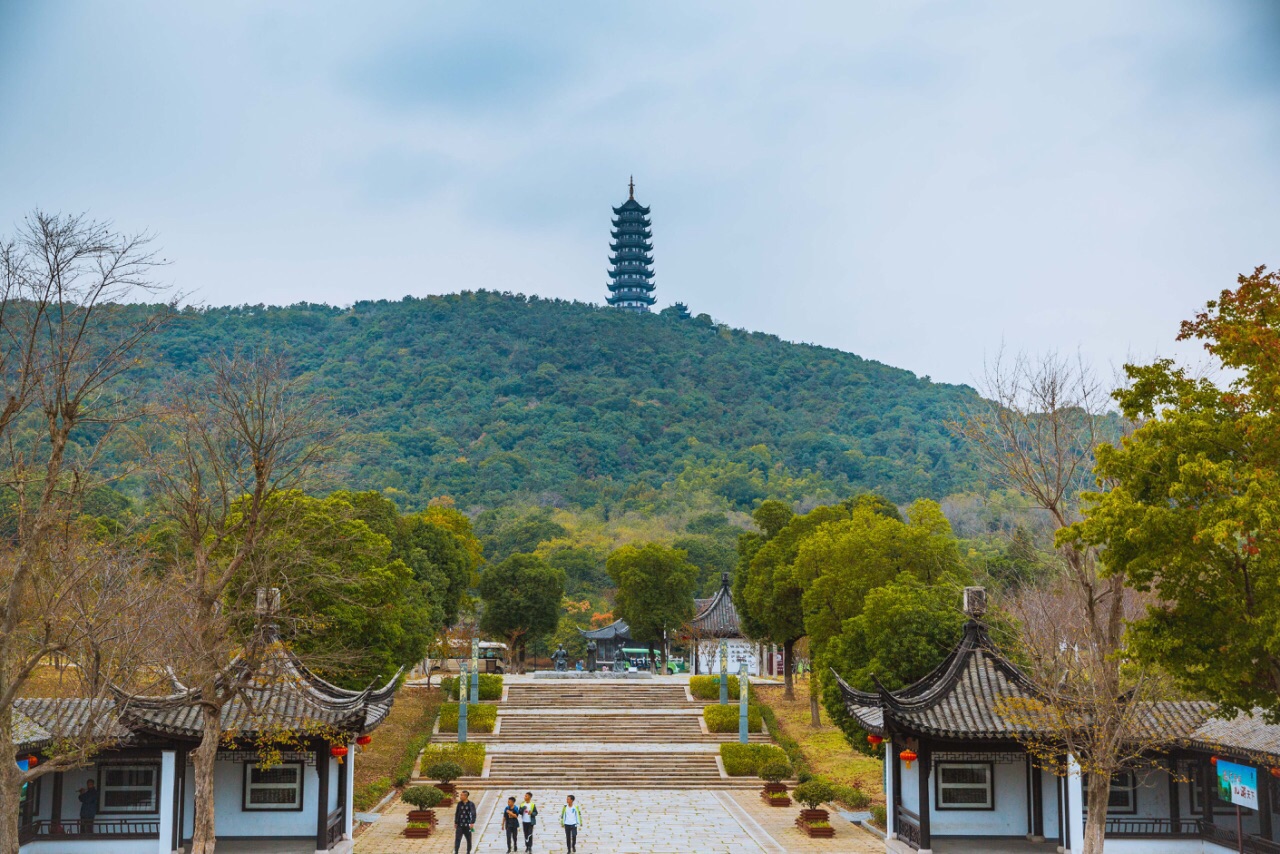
[1217,760,1259,811]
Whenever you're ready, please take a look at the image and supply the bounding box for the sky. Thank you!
[1,1,1278,386]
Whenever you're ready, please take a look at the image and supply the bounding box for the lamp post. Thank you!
[738,662,750,745]
[719,639,728,705]
[470,637,480,704]
[458,661,469,744]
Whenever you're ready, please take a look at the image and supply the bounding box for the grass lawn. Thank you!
[754,676,884,805]
[352,684,442,810]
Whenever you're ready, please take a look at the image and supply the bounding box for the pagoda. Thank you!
[606,177,656,311]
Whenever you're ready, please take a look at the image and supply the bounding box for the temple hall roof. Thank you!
[578,618,631,641]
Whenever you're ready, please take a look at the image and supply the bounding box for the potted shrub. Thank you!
[793,779,836,838]
[758,760,792,806]
[424,761,464,807]
[401,786,443,836]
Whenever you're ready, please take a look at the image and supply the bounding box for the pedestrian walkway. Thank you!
[354,788,880,853]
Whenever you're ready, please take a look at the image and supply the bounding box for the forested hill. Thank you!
[136,292,986,510]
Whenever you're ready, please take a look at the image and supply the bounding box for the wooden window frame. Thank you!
[242,761,305,812]
[936,761,996,811]
[97,763,161,815]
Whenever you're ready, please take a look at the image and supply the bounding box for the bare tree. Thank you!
[954,351,1170,854]
[0,212,172,854]
[142,350,335,854]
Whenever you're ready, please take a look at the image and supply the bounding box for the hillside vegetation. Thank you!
[132,291,986,512]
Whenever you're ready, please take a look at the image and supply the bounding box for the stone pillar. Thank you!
[738,663,749,745]
[157,750,176,854]
[1067,754,1085,854]
[470,637,480,703]
[341,741,354,839]
[718,640,728,705]
[459,662,469,743]
[917,740,932,852]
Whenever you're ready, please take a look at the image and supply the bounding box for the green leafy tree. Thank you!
[822,575,967,747]
[1069,268,1280,717]
[738,502,848,699]
[477,553,564,672]
[607,543,699,671]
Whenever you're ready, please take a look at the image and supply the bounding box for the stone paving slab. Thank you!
[477,743,724,753]
[354,788,878,854]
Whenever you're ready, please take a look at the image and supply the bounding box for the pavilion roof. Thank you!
[689,573,743,638]
[113,627,400,740]
[578,618,631,641]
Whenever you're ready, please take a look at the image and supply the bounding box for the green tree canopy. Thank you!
[1069,268,1280,718]
[477,553,565,666]
[607,542,699,665]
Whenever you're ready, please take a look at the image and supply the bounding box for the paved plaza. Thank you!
[353,788,881,853]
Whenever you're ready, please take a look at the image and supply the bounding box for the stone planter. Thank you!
[796,808,834,838]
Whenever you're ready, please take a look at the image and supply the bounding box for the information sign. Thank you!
[1217,760,1259,811]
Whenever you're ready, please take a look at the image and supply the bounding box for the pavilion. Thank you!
[836,587,1279,854]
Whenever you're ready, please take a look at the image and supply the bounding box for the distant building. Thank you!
[687,573,778,678]
[606,177,655,312]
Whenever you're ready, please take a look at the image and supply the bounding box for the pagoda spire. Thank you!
[607,178,655,312]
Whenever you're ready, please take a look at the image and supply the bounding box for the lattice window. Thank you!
[243,762,304,811]
[99,764,159,814]
[936,762,994,810]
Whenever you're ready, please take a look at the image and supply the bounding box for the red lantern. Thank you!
[900,749,918,769]
[1210,756,1219,766]
[867,735,883,746]
[24,755,37,767]
[330,745,349,764]
[1270,767,1280,780]
[356,735,372,747]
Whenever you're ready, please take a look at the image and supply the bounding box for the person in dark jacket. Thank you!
[76,779,98,834]
[502,796,521,852]
[453,790,477,854]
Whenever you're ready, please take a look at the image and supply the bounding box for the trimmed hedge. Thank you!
[720,743,787,776]
[440,673,504,702]
[689,675,742,700]
[401,785,445,809]
[437,703,497,733]
[755,697,812,779]
[418,744,486,777]
[703,703,763,733]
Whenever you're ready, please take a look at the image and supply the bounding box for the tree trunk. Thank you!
[189,704,222,854]
[809,668,821,727]
[647,643,656,674]
[783,640,795,700]
[0,720,21,854]
[1082,769,1111,854]
[518,643,526,674]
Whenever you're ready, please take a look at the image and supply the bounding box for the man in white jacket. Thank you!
[559,794,583,853]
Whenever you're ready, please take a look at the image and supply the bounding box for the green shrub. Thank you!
[437,703,497,733]
[704,703,763,733]
[758,761,792,783]
[401,785,445,809]
[794,779,836,810]
[832,783,871,809]
[418,744,485,777]
[423,761,464,784]
[796,769,813,784]
[719,743,787,776]
[689,675,741,700]
[755,700,812,779]
[869,804,887,828]
[440,673,504,701]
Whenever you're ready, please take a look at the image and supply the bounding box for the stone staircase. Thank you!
[429,678,773,789]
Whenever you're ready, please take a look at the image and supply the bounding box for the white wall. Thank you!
[23,841,155,854]
[929,760,1028,836]
[695,640,762,675]
[209,757,319,837]
[1039,768,1059,841]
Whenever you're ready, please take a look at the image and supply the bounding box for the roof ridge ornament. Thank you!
[963,586,987,619]
[629,175,635,200]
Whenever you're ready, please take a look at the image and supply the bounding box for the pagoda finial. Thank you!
[629,175,635,200]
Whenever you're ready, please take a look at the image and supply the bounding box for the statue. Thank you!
[612,649,628,673]
[552,644,569,672]
[586,640,597,673]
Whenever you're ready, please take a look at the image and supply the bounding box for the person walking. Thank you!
[518,791,538,852]
[559,794,583,853]
[76,779,98,834]
[502,796,521,853]
[453,789,477,854]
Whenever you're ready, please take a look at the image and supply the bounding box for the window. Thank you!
[98,764,159,813]
[243,762,304,811]
[1083,770,1137,815]
[936,762,994,810]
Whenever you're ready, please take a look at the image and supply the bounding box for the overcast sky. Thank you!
[1,1,1277,385]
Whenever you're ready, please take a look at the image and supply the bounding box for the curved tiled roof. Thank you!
[689,574,743,638]
[578,619,631,641]
[113,629,400,740]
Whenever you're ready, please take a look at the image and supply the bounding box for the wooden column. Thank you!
[917,740,932,850]
[50,771,63,830]
[890,739,902,837]
[1201,758,1214,826]
[1029,757,1044,840]
[336,744,348,834]
[173,749,186,852]
[1259,767,1273,841]
[315,746,331,851]
[1167,759,1181,833]
[1056,773,1065,848]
